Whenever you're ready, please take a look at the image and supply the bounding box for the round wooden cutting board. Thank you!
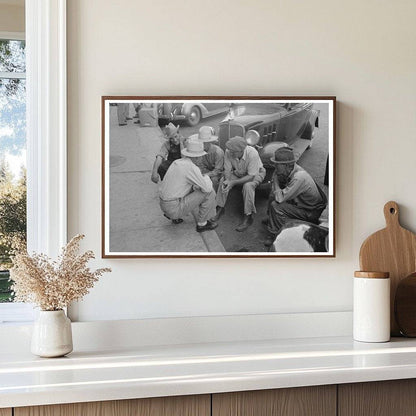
[359,201,416,336]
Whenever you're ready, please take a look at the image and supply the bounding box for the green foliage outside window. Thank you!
[0,161,26,302]
[0,38,27,302]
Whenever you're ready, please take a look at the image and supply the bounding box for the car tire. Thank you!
[306,138,314,150]
[187,106,201,126]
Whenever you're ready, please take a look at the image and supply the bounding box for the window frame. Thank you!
[0,0,67,323]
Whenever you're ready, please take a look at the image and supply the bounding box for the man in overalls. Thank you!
[151,123,185,183]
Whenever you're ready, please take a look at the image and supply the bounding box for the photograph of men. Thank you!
[151,123,185,183]
[263,147,327,246]
[159,140,217,233]
[189,126,224,190]
[214,136,266,232]
[104,98,334,256]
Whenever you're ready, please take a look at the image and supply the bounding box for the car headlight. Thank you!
[245,130,260,146]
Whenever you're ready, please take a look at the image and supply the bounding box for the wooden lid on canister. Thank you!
[354,271,390,279]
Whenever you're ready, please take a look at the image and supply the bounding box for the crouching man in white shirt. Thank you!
[159,140,218,233]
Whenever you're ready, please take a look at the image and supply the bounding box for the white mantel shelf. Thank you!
[2,336,416,409]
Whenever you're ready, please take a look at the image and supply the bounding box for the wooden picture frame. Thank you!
[102,96,336,258]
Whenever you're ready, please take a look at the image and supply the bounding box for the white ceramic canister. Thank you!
[353,271,390,342]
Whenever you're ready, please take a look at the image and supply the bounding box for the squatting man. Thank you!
[263,147,327,246]
[214,136,266,232]
[188,126,225,190]
[158,139,218,233]
[151,123,185,182]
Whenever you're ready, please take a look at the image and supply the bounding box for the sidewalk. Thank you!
[108,107,224,253]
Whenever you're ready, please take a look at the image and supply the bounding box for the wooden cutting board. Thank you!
[395,272,416,337]
[359,201,416,336]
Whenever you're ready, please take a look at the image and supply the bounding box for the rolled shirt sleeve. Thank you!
[245,147,263,176]
[157,142,169,159]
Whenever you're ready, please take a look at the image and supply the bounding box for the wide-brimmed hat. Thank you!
[181,139,207,158]
[270,147,296,164]
[189,126,218,143]
[164,122,179,139]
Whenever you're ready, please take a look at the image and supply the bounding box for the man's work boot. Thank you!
[213,206,225,222]
[196,220,218,233]
[163,214,183,224]
[236,214,253,232]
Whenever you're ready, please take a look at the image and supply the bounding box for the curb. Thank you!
[138,124,225,253]
[191,213,226,252]
[199,229,226,253]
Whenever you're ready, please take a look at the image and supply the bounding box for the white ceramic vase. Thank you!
[31,310,73,357]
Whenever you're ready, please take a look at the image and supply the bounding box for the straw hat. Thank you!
[188,125,218,143]
[164,122,180,139]
[181,139,207,158]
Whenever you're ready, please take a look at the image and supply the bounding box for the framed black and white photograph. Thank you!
[102,96,336,257]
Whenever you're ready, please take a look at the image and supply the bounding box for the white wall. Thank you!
[67,0,416,322]
[0,3,24,32]
[0,0,25,184]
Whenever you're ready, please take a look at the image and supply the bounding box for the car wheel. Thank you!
[306,138,314,150]
[187,106,201,126]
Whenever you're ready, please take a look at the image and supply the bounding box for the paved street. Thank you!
[108,103,329,253]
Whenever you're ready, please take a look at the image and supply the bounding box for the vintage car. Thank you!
[217,102,320,185]
[158,102,230,127]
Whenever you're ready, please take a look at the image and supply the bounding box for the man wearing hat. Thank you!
[189,126,224,190]
[151,123,185,183]
[264,147,327,245]
[214,136,266,232]
[159,139,217,233]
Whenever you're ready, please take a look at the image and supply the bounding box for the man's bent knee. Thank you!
[242,181,256,193]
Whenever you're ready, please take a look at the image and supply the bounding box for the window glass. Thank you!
[0,39,26,73]
[0,39,27,303]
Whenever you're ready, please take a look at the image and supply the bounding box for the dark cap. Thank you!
[225,136,247,152]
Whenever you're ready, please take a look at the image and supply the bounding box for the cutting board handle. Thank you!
[384,201,400,228]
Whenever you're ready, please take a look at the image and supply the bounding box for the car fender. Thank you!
[258,141,289,168]
[300,109,320,140]
[181,103,207,118]
[311,109,320,128]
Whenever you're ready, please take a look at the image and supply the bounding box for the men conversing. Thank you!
[159,140,217,233]
[189,126,224,190]
[263,147,327,246]
[151,123,185,183]
[214,136,266,232]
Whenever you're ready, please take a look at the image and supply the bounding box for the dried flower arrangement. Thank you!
[10,234,111,311]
